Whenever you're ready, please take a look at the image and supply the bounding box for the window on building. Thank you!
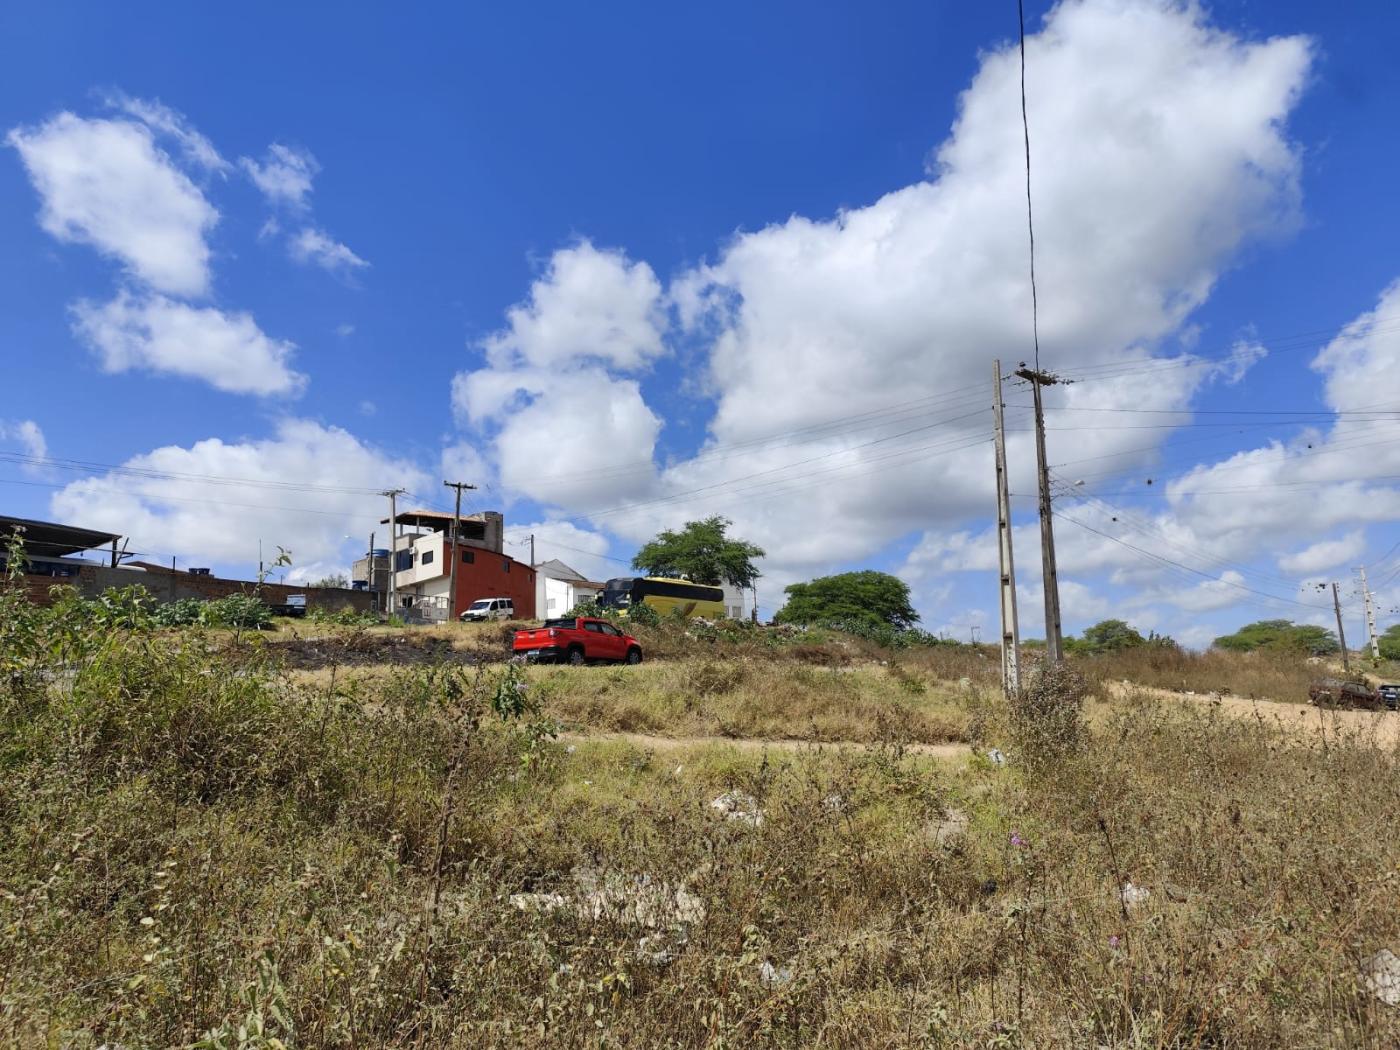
[503,559,510,573]
[394,549,412,572]
[461,549,475,564]
[422,550,434,566]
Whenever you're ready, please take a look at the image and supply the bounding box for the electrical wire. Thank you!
[1053,509,1330,612]
[1016,0,1040,371]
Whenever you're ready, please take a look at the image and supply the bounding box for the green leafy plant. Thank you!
[776,571,919,631]
[632,515,765,588]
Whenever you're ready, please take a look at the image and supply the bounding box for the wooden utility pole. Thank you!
[992,360,1022,696]
[443,481,477,621]
[1015,366,1064,663]
[381,488,406,618]
[1330,581,1350,672]
[1358,566,1381,664]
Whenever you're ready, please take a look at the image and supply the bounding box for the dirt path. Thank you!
[1104,682,1400,746]
[560,730,972,760]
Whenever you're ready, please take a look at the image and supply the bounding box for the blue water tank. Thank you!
[371,548,390,558]
[352,580,368,591]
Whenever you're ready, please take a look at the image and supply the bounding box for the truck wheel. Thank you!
[568,647,586,666]
[626,647,642,665]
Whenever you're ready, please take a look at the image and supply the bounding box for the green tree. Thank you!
[1379,624,1400,661]
[1213,619,1339,656]
[631,516,765,589]
[1080,619,1146,653]
[775,571,919,631]
[309,572,350,589]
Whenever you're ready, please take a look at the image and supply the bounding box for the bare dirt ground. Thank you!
[560,730,972,759]
[1104,680,1400,747]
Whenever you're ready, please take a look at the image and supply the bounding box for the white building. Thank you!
[534,558,603,619]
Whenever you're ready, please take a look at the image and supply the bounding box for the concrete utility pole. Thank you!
[992,360,1022,696]
[1326,581,1350,673]
[366,531,377,609]
[443,481,477,620]
[1358,566,1381,664]
[381,488,406,618]
[528,533,536,568]
[1015,366,1064,663]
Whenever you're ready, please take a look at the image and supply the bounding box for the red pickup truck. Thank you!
[513,617,643,665]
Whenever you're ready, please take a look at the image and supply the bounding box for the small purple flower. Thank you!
[1009,831,1025,848]
[1108,935,1121,949]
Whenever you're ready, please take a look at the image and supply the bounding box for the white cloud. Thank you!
[480,241,666,371]
[8,112,218,296]
[358,400,377,417]
[336,323,356,337]
[1278,531,1365,577]
[71,291,306,396]
[452,0,1312,603]
[240,143,318,210]
[49,420,429,572]
[508,520,618,582]
[453,364,661,509]
[0,419,48,475]
[100,91,229,174]
[289,227,368,272]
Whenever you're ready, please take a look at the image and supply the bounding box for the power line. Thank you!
[1016,0,1040,371]
[1053,510,1329,613]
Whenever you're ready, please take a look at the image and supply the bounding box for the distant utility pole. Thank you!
[1358,566,1381,664]
[528,533,536,568]
[970,625,981,645]
[1324,581,1350,673]
[381,488,407,617]
[992,360,1021,696]
[1015,365,1064,663]
[443,481,477,621]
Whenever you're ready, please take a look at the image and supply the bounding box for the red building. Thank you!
[354,509,536,621]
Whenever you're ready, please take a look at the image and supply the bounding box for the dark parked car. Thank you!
[1309,678,1383,711]
[1379,684,1400,711]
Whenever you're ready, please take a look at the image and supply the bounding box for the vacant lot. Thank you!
[4,613,1400,1047]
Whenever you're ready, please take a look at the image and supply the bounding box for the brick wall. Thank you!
[15,563,374,613]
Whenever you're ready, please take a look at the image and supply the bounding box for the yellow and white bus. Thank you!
[599,576,725,619]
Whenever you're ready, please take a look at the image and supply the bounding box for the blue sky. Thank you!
[4,0,1400,648]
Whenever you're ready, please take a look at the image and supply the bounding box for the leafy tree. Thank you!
[1213,619,1339,656]
[1379,624,1400,661]
[309,572,350,589]
[775,571,919,631]
[632,516,765,589]
[1080,619,1146,653]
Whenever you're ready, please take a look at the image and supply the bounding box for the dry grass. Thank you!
[6,619,1400,1046]
[530,659,974,745]
[1072,643,1323,702]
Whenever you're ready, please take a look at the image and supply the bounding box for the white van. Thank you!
[460,597,515,622]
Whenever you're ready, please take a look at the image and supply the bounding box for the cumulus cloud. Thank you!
[49,420,428,571]
[452,0,1313,613]
[452,241,668,508]
[1278,531,1365,577]
[100,91,229,174]
[0,419,48,474]
[8,112,219,296]
[289,227,368,272]
[454,364,662,509]
[240,143,318,210]
[481,241,666,371]
[71,291,306,396]
[508,519,619,582]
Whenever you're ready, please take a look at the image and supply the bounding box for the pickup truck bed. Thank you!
[513,617,642,665]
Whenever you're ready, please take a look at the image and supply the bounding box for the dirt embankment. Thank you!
[1105,681,1400,747]
[264,632,503,670]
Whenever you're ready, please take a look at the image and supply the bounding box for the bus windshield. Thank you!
[599,577,635,608]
